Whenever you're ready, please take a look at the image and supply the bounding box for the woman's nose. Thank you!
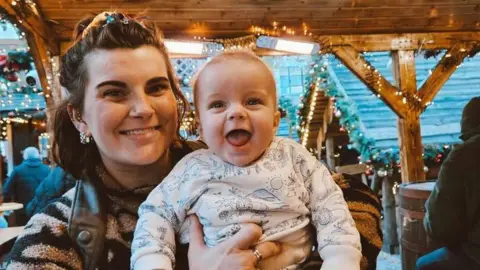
[130,95,155,118]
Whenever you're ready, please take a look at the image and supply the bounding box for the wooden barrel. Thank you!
[398,181,441,270]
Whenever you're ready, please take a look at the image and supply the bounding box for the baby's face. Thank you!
[196,59,280,167]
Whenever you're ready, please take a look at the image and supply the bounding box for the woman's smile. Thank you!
[119,125,162,142]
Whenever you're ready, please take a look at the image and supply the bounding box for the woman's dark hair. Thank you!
[52,11,188,179]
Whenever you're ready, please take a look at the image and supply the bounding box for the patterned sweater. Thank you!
[6,164,382,270]
[132,138,361,270]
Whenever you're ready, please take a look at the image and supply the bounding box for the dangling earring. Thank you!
[80,132,92,144]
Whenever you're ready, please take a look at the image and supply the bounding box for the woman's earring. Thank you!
[80,132,92,144]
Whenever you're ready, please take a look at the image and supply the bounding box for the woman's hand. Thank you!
[188,215,281,270]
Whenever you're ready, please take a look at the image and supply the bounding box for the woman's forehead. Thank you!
[85,46,169,83]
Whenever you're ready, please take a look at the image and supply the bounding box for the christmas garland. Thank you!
[0,50,40,95]
[297,56,453,173]
[278,96,297,128]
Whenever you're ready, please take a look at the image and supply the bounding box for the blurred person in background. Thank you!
[2,146,50,225]
[26,166,76,216]
[417,96,480,270]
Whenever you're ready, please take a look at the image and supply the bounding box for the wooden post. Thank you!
[325,137,336,171]
[392,51,425,183]
[316,126,324,160]
[370,171,382,195]
[26,33,55,111]
[6,123,13,175]
[0,0,59,54]
[382,176,399,254]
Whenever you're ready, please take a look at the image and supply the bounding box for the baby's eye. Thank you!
[209,101,225,109]
[246,98,262,106]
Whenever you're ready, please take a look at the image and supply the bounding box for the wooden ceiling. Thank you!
[37,0,480,41]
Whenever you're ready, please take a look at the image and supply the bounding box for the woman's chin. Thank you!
[116,146,165,166]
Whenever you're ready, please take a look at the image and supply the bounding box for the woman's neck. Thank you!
[100,150,172,190]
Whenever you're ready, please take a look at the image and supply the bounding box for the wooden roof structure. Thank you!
[30,0,480,41]
[326,52,480,149]
[1,0,480,184]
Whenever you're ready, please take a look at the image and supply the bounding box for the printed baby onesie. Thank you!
[131,137,361,270]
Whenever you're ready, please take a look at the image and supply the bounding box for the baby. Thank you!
[131,51,362,270]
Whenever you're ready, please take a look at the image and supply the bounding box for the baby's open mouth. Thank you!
[226,129,252,146]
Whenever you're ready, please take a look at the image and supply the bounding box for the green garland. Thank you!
[1,50,40,95]
[279,96,297,134]
[297,56,453,172]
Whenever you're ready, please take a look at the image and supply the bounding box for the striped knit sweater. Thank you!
[6,172,381,270]
[7,185,157,269]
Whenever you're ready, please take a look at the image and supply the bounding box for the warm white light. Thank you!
[256,36,319,54]
[275,39,315,54]
[164,40,204,55]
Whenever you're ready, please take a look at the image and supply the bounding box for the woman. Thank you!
[6,12,280,270]
[7,11,382,270]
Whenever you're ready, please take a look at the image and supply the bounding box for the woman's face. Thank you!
[73,46,178,168]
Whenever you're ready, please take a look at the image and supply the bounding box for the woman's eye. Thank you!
[209,101,225,109]
[147,83,169,94]
[247,98,262,106]
[104,90,126,98]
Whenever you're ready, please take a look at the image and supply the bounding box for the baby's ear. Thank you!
[195,116,203,138]
[273,110,281,132]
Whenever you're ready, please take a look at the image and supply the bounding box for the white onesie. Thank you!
[131,137,361,270]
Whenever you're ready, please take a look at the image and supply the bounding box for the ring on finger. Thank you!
[252,249,263,264]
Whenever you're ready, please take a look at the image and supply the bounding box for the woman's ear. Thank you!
[67,104,90,134]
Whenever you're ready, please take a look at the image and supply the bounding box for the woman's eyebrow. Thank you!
[96,80,127,89]
[146,77,169,85]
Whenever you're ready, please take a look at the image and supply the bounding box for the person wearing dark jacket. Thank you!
[26,166,76,217]
[417,96,480,270]
[2,146,50,225]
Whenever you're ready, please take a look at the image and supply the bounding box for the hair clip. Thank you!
[104,13,115,26]
[103,12,129,27]
[82,12,131,38]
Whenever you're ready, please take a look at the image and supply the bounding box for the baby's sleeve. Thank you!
[130,156,196,270]
[291,143,362,270]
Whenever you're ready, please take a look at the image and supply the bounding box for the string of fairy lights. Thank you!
[3,1,478,161]
[296,46,477,147]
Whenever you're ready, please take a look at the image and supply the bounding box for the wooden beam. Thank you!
[0,1,59,55]
[320,32,480,52]
[25,33,55,111]
[331,45,406,117]
[36,0,480,9]
[418,42,478,110]
[392,50,425,183]
[325,137,336,171]
[38,5,480,20]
